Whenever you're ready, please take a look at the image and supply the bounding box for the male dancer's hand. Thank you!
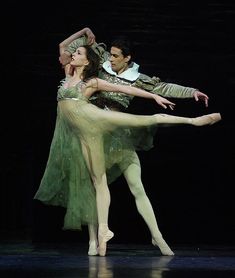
[193,90,209,107]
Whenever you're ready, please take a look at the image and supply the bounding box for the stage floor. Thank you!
[0,241,234,277]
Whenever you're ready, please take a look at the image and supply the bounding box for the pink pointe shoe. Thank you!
[88,240,98,256]
[192,113,221,126]
[98,230,114,256]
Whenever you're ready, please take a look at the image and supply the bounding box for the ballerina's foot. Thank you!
[192,113,221,126]
[88,240,98,256]
[152,238,175,256]
[98,230,114,257]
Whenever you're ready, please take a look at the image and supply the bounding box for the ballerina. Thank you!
[34,45,221,256]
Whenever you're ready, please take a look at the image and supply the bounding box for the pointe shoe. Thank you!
[98,230,114,256]
[152,238,175,256]
[88,241,98,256]
[192,113,221,126]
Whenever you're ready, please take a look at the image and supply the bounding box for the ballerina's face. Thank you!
[70,47,89,67]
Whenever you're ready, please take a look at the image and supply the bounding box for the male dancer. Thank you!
[59,27,209,256]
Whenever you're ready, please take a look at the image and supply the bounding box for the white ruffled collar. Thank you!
[102,61,140,81]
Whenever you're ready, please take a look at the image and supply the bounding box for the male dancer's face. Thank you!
[109,47,130,75]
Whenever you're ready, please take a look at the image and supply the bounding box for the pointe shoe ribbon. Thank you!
[98,230,114,256]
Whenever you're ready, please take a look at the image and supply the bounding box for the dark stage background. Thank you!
[1,1,234,247]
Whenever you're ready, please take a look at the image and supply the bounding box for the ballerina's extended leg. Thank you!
[91,106,221,128]
[153,113,221,126]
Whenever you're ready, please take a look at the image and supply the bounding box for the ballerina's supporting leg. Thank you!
[81,137,114,257]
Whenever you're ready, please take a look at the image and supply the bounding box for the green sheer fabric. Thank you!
[34,79,157,230]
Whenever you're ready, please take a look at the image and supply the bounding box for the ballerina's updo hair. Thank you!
[82,45,100,82]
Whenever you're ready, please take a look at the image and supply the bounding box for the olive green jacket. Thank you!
[66,36,197,109]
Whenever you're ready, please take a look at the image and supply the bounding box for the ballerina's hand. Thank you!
[59,52,72,66]
[85,28,96,45]
[154,95,176,110]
